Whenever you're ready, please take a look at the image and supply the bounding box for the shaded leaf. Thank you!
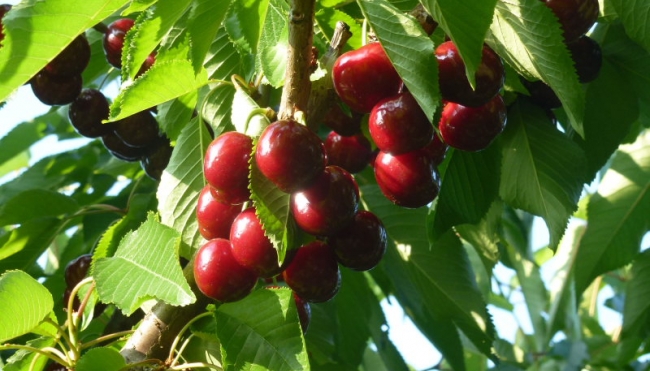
[76,347,126,371]
[0,270,53,342]
[201,83,236,136]
[0,120,47,168]
[609,0,650,54]
[186,0,231,73]
[204,27,244,81]
[3,336,56,371]
[0,217,62,273]
[0,189,78,226]
[622,250,650,339]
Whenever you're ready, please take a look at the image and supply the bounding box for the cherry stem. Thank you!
[166,311,213,365]
[81,330,135,350]
[43,317,73,356]
[168,361,223,370]
[0,344,70,368]
[278,0,316,121]
[66,276,95,361]
[170,333,195,366]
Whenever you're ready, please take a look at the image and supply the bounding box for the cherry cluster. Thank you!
[62,254,105,315]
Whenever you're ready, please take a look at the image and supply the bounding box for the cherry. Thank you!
[103,18,135,69]
[422,134,449,166]
[113,110,160,148]
[101,131,148,162]
[541,0,599,42]
[282,241,341,303]
[65,254,92,287]
[436,41,505,107]
[30,71,82,106]
[68,89,114,138]
[439,94,507,152]
[45,362,67,371]
[324,131,371,174]
[194,238,258,303]
[567,35,602,83]
[0,4,11,44]
[374,148,441,208]
[203,131,253,205]
[322,103,363,136]
[369,91,434,155]
[44,35,91,78]
[328,211,387,271]
[255,120,326,193]
[293,293,311,333]
[520,78,562,109]
[196,185,241,240]
[230,208,291,278]
[137,52,156,76]
[141,137,173,180]
[332,42,402,113]
[291,165,359,237]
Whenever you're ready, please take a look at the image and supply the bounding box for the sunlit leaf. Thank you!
[0,270,53,342]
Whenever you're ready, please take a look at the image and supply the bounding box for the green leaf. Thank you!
[76,347,126,371]
[498,99,587,250]
[455,201,503,274]
[216,288,309,371]
[622,250,650,339]
[0,0,130,101]
[122,0,159,15]
[0,218,62,273]
[250,156,296,263]
[201,83,236,136]
[157,91,197,141]
[0,120,47,168]
[488,0,585,136]
[315,7,363,51]
[204,27,244,81]
[429,145,500,239]
[187,0,231,73]
[574,131,650,295]
[3,336,56,371]
[421,0,498,87]
[258,0,290,88]
[232,88,271,137]
[0,270,53,342]
[157,118,212,258]
[224,0,269,56]
[122,0,193,80]
[609,0,650,54]
[358,0,439,121]
[109,60,208,121]
[0,189,78,226]
[94,213,195,315]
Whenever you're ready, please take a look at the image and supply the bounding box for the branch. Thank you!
[278,0,316,121]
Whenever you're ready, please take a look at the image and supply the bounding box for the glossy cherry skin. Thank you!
[324,131,371,174]
[203,131,252,205]
[374,149,441,208]
[101,131,149,162]
[194,238,258,303]
[0,4,11,44]
[567,35,602,83]
[369,91,434,155]
[328,211,387,271]
[293,293,311,333]
[291,165,359,237]
[255,120,326,193]
[140,137,173,180]
[31,72,82,106]
[103,18,135,68]
[422,134,449,166]
[44,35,91,77]
[439,95,507,152]
[541,0,599,42]
[114,111,160,148]
[69,89,114,138]
[65,254,92,287]
[196,185,241,240]
[322,103,363,136]
[282,241,341,303]
[230,208,289,278]
[332,42,402,113]
[436,41,505,107]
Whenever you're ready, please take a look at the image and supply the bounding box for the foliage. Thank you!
[0,0,649,370]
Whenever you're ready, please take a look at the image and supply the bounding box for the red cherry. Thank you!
[0,4,11,44]
[44,35,91,78]
[113,110,161,148]
[374,149,441,208]
[229,208,290,278]
[65,254,92,287]
[196,185,241,240]
[324,131,371,174]
[541,0,599,42]
[328,211,387,271]
[291,166,359,237]
[422,134,449,166]
[194,239,258,303]
[293,293,311,333]
[204,131,253,205]
[567,35,602,83]
[69,89,114,138]
[255,120,326,193]
[439,95,507,152]
[282,241,341,303]
[103,18,135,69]
[30,71,82,106]
[369,91,434,155]
[322,103,363,136]
[435,41,505,107]
[332,42,402,113]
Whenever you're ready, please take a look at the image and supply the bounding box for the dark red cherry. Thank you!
[520,78,562,109]
[196,185,241,240]
[103,18,135,69]
[282,241,341,303]
[435,41,505,107]
[0,4,11,44]
[230,208,290,278]
[328,211,387,271]
[541,0,599,42]
[44,35,91,77]
[374,148,441,208]
[137,52,156,76]
[324,131,371,173]
[332,42,402,113]
[291,166,359,237]
[69,89,114,138]
[322,103,363,136]
[31,71,82,106]
[203,131,253,205]
[113,110,160,148]
[255,120,326,193]
[422,134,449,166]
[567,35,602,83]
[293,293,311,333]
[439,95,507,152]
[369,91,434,154]
[65,254,92,287]
[141,138,173,180]
[101,131,148,162]
[194,238,258,303]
